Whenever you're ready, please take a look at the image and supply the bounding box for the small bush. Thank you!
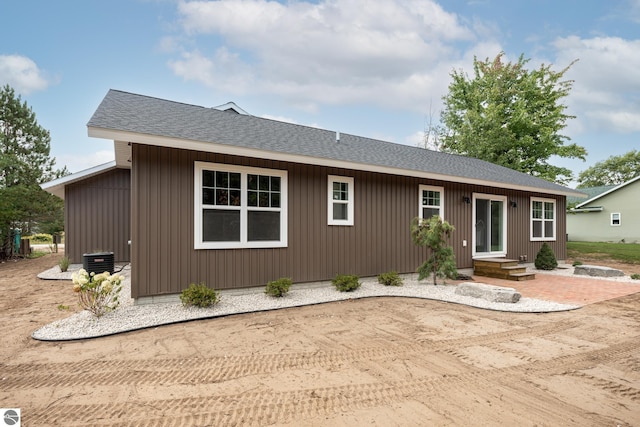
[631,273,640,280]
[265,277,292,297]
[180,283,220,308]
[59,256,71,272]
[332,274,361,292]
[534,242,558,270]
[572,260,583,267]
[28,233,53,244]
[72,269,124,317]
[377,271,403,286]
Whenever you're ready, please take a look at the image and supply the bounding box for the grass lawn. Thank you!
[567,241,640,265]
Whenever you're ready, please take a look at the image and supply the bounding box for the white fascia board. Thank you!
[88,126,582,198]
[570,206,604,213]
[40,160,118,199]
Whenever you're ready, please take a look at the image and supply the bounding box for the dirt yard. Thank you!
[1,253,639,426]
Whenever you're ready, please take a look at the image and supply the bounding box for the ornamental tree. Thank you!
[438,52,587,185]
[411,216,457,285]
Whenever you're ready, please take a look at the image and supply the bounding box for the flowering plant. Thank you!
[71,268,124,317]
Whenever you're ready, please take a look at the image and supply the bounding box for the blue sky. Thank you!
[1,0,639,187]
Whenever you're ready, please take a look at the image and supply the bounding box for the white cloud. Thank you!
[553,36,640,134]
[57,150,115,174]
[169,0,483,112]
[0,55,50,94]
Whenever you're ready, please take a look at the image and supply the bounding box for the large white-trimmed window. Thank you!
[419,185,444,220]
[611,213,621,226]
[530,197,556,241]
[194,162,287,249]
[328,175,354,226]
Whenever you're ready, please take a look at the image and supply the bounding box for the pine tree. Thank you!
[0,85,67,258]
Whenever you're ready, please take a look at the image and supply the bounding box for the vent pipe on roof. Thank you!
[336,131,340,143]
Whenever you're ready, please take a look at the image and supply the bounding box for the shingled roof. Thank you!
[87,89,583,197]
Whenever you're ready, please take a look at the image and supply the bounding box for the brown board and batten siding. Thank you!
[130,144,566,299]
[64,168,131,263]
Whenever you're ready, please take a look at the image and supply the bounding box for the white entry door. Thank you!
[473,194,507,257]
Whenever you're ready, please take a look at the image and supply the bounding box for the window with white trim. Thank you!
[530,197,555,241]
[611,212,621,226]
[194,162,287,249]
[419,185,444,219]
[328,175,354,226]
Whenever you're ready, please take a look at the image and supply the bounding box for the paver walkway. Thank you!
[474,273,640,306]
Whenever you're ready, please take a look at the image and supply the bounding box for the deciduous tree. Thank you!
[576,150,640,187]
[438,52,587,185]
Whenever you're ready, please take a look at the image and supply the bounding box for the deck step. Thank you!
[473,258,536,281]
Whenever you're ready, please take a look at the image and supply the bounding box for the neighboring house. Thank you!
[567,175,640,242]
[43,90,584,301]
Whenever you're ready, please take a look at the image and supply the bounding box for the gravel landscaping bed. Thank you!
[32,264,587,341]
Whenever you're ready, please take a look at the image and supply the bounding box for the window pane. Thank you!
[333,203,348,220]
[248,211,280,241]
[248,191,258,207]
[271,193,280,208]
[248,174,257,190]
[216,189,229,205]
[544,221,554,238]
[203,209,240,242]
[202,170,215,187]
[271,176,280,192]
[216,171,228,188]
[544,202,554,219]
[259,192,269,207]
[259,175,270,191]
[532,201,542,219]
[532,221,542,238]
[422,207,439,218]
[203,188,215,205]
[229,173,241,189]
[230,190,241,206]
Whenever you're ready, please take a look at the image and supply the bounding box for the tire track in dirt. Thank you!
[24,338,638,426]
[2,320,581,390]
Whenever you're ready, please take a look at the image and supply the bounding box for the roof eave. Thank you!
[88,126,582,198]
[40,160,118,200]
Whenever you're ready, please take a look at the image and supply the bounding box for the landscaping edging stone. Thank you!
[455,282,521,303]
[574,265,625,277]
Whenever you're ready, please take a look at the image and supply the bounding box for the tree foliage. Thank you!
[438,52,587,185]
[410,216,457,285]
[576,150,640,188]
[0,84,67,258]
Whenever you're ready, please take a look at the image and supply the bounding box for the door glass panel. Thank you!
[475,199,489,253]
[491,200,503,252]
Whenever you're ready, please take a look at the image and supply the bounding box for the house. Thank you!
[567,175,640,242]
[43,89,584,302]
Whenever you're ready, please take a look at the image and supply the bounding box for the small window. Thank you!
[530,198,556,241]
[611,213,621,226]
[328,175,354,226]
[419,185,444,220]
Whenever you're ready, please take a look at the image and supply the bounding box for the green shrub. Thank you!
[28,233,53,244]
[631,273,640,280]
[377,271,403,286]
[332,274,361,292]
[180,283,220,308]
[572,260,583,267]
[59,255,71,272]
[265,277,292,297]
[534,242,558,270]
